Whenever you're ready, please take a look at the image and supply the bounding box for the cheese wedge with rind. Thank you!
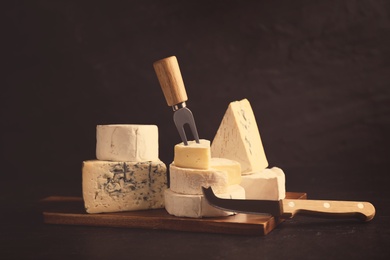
[211,99,268,174]
[169,157,242,195]
[169,164,229,195]
[164,185,245,218]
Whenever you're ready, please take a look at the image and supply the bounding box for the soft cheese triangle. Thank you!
[211,99,268,174]
[82,160,167,213]
[240,167,285,200]
[174,139,211,169]
[164,185,245,218]
[96,124,159,162]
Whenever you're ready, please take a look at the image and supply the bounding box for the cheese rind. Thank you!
[169,164,229,195]
[211,99,268,174]
[173,139,211,169]
[82,160,167,213]
[210,158,242,185]
[240,167,285,200]
[96,124,159,162]
[164,185,245,218]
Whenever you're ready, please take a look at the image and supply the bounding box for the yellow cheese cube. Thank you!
[174,139,211,169]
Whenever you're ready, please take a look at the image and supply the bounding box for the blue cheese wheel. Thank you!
[82,160,167,213]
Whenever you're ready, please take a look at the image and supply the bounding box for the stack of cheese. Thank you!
[164,139,245,218]
[211,99,286,200]
[82,124,168,213]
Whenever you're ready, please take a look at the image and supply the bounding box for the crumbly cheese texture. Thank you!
[96,124,159,162]
[169,164,229,195]
[240,167,285,200]
[173,139,211,169]
[211,99,268,174]
[164,185,245,218]
[210,158,242,185]
[82,160,167,213]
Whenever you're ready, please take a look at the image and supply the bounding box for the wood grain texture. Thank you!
[153,56,188,106]
[282,199,375,222]
[42,192,307,236]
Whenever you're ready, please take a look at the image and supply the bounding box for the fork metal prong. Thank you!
[174,119,188,145]
[173,107,200,145]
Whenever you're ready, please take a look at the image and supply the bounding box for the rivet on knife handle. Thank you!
[153,56,200,145]
[281,199,375,222]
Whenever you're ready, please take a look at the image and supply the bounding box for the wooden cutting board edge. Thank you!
[41,192,307,236]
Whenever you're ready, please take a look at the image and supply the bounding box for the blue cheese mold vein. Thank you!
[82,160,168,213]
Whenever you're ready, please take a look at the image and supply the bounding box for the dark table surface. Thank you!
[1,165,389,260]
[2,0,390,259]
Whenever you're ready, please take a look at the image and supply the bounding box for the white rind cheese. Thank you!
[164,185,245,218]
[173,139,211,169]
[82,160,167,213]
[96,124,159,162]
[211,99,268,174]
[169,164,229,195]
[240,167,286,200]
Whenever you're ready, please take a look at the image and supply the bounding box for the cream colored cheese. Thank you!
[211,99,268,174]
[96,124,159,162]
[82,160,167,213]
[210,158,242,185]
[240,167,285,200]
[164,185,245,218]
[169,164,229,195]
[173,139,211,169]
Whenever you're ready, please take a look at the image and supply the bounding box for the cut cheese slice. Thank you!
[82,160,167,213]
[96,124,159,162]
[164,185,245,218]
[240,167,285,200]
[174,139,211,169]
[211,99,268,174]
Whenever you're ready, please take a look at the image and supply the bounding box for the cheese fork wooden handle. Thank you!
[282,199,375,222]
[153,56,188,107]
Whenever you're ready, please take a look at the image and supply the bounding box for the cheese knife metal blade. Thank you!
[202,187,375,222]
[153,56,200,145]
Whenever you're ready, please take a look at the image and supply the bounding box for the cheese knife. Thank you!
[153,56,200,145]
[202,187,375,221]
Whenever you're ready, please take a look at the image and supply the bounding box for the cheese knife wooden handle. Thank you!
[282,199,375,221]
[202,187,376,222]
[153,56,188,107]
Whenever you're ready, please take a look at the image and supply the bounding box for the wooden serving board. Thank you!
[41,192,306,236]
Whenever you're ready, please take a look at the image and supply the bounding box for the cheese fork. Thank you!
[153,56,200,145]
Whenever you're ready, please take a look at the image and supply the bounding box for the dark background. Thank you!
[1,0,390,259]
[3,0,390,191]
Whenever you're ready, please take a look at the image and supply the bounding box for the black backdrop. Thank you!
[2,0,390,196]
